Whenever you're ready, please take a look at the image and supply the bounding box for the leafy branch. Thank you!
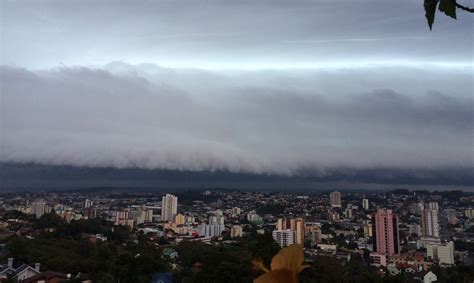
[424,0,473,30]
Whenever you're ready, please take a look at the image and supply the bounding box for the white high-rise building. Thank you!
[115,209,134,229]
[115,209,130,225]
[362,199,370,210]
[272,229,296,247]
[421,202,440,239]
[427,241,455,265]
[330,191,342,207]
[426,202,439,210]
[197,223,225,237]
[465,208,474,219]
[209,215,225,225]
[136,207,154,224]
[161,194,178,221]
[84,199,93,209]
[32,201,46,218]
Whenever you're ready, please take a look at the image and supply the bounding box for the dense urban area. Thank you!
[0,189,473,283]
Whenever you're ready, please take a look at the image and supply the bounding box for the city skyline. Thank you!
[0,1,473,282]
[1,187,471,282]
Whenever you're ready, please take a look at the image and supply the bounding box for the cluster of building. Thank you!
[1,189,473,281]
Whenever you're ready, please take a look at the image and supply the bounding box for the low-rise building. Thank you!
[427,241,455,266]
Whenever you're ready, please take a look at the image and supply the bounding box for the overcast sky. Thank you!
[0,0,473,175]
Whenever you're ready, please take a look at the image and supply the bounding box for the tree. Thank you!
[35,212,65,229]
[1,210,31,221]
[5,236,29,262]
[424,0,474,30]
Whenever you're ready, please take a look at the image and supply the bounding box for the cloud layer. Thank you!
[2,0,473,69]
[1,63,472,175]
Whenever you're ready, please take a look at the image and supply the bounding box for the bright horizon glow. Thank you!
[139,60,474,71]
[20,59,474,72]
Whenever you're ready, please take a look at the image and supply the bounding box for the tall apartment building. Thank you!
[115,209,129,224]
[421,202,440,239]
[362,198,370,210]
[136,206,154,224]
[84,199,93,209]
[330,191,342,207]
[372,209,400,256]
[272,229,296,247]
[364,223,373,238]
[197,212,226,238]
[295,220,305,245]
[345,204,353,219]
[197,223,225,237]
[426,202,439,210]
[276,218,305,244]
[161,194,178,221]
[465,208,474,219]
[209,214,225,225]
[115,209,134,229]
[327,210,340,222]
[32,201,46,218]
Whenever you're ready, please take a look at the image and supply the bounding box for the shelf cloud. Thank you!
[1,63,472,175]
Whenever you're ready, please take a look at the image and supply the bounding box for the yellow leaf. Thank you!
[270,244,304,273]
[254,268,297,283]
[252,258,270,273]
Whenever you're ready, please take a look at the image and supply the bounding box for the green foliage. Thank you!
[321,222,331,233]
[1,210,31,221]
[107,224,133,243]
[465,226,474,233]
[175,240,255,283]
[236,231,280,266]
[4,236,29,262]
[454,240,474,252]
[430,263,474,283]
[255,203,286,216]
[6,214,474,283]
[54,218,108,238]
[174,233,279,283]
[35,212,65,229]
[3,220,170,282]
[299,256,408,283]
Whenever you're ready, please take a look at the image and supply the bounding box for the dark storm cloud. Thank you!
[1,64,472,174]
[0,0,472,175]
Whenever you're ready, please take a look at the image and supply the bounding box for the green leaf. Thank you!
[424,0,439,30]
[439,0,457,20]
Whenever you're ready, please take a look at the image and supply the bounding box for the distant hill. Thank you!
[0,162,473,192]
